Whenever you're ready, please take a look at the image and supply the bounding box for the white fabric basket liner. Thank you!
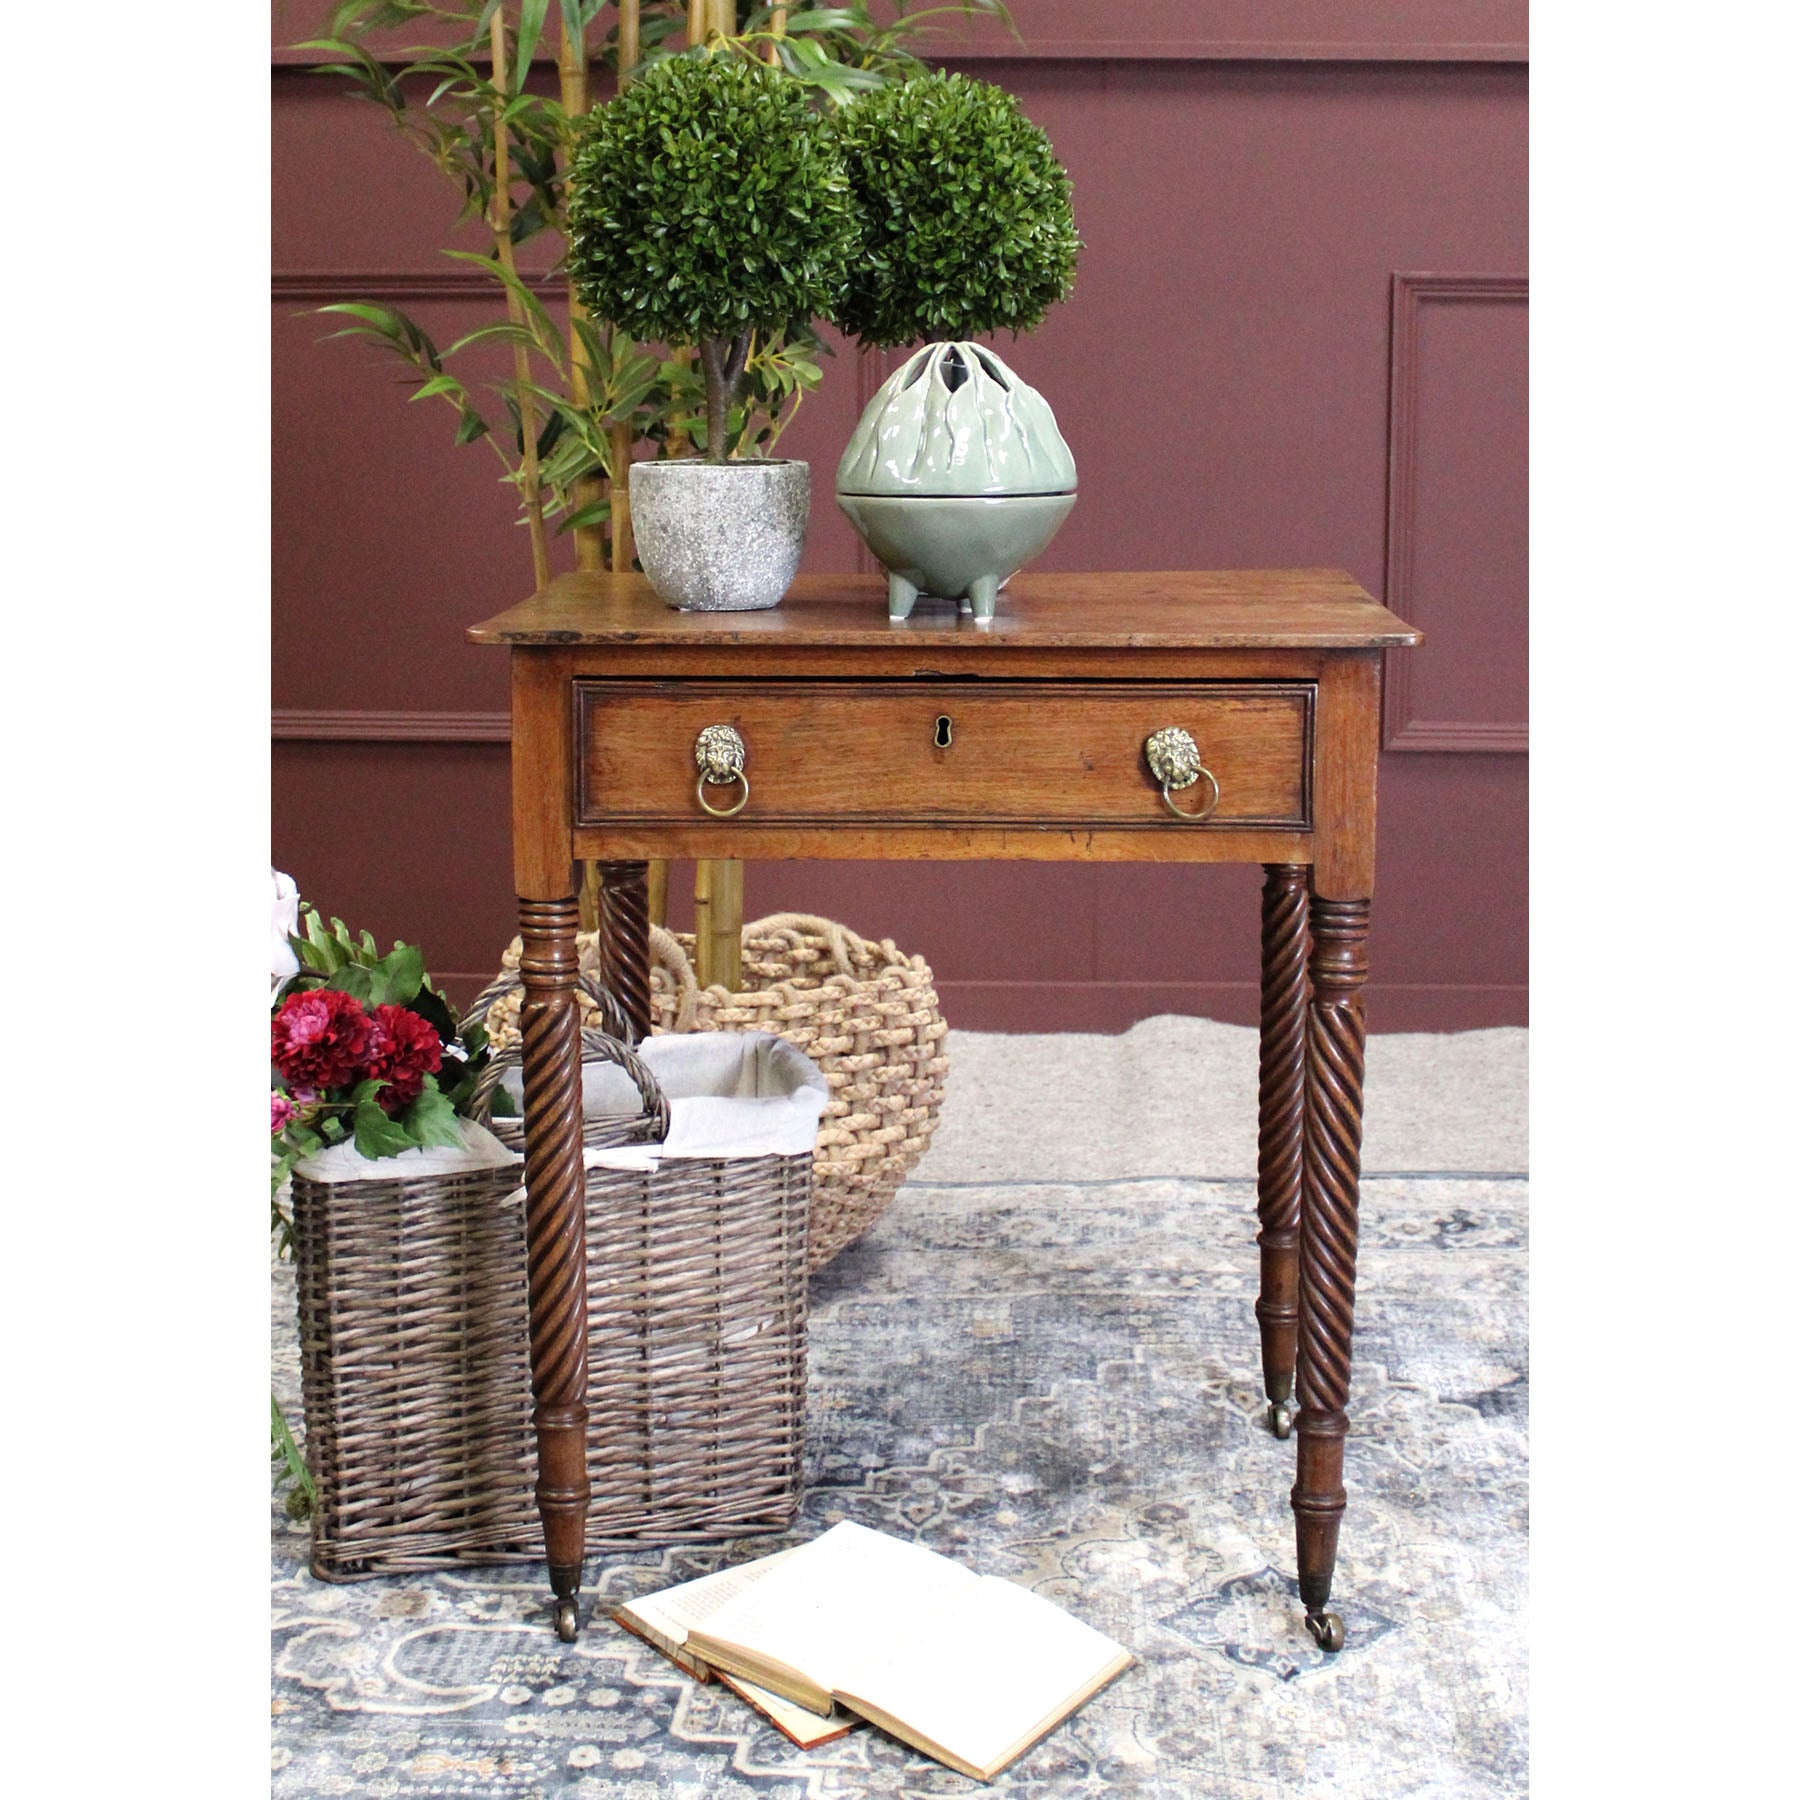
[295,1031,827,1182]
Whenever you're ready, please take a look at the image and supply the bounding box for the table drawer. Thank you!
[574,680,1313,831]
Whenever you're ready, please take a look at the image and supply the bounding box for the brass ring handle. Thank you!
[1144,725,1221,824]
[1159,765,1219,821]
[694,723,748,819]
[696,769,750,818]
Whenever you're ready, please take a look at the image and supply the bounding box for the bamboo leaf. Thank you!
[514,0,550,92]
[408,373,464,401]
[440,250,564,366]
[444,322,542,356]
[556,500,612,533]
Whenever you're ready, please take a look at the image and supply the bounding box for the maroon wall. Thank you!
[272,12,1527,1029]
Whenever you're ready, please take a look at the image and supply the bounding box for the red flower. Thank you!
[271,988,372,1090]
[364,1004,443,1113]
[271,1092,296,1135]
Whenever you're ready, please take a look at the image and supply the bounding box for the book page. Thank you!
[688,1521,978,1704]
[617,1543,808,1654]
[832,1575,1133,1781]
[716,1673,855,1749]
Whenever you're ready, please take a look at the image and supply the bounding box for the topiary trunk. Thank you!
[698,331,753,462]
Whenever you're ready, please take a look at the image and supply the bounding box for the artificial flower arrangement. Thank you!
[270,892,511,1513]
[270,906,509,1201]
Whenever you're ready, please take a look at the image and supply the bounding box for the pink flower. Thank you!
[271,1092,296,1135]
[271,988,372,1090]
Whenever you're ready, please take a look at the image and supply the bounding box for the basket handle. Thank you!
[651,914,870,1008]
[649,924,702,1031]
[462,965,637,1046]
[466,1026,672,1144]
[737,912,866,979]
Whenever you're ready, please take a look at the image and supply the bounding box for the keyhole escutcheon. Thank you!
[934,715,954,749]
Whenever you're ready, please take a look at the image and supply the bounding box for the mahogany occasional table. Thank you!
[469,570,1420,1649]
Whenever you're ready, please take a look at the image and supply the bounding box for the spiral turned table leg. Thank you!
[1256,865,1310,1440]
[596,861,652,1043]
[517,897,590,1641]
[1292,895,1370,1653]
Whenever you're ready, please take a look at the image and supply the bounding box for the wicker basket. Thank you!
[493,914,948,1268]
[293,1031,812,1580]
[459,968,644,1154]
[641,914,948,1269]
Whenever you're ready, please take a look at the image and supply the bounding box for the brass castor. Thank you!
[1269,1400,1294,1440]
[1305,1610,1345,1653]
[555,1599,580,1644]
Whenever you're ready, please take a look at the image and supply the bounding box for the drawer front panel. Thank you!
[575,680,1313,830]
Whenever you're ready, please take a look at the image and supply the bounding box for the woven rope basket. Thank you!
[293,1034,810,1579]
[494,914,947,1269]
[641,915,947,1269]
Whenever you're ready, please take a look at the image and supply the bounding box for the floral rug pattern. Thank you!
[273,1168,1526,1799]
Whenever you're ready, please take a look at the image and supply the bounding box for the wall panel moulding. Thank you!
[270,2,1528,67]
[272,270,561,305]
[1381,272,1528,755]
[273,709,511,744]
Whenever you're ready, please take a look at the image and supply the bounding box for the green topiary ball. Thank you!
[566,52,859,350]
[833,71,1081,350]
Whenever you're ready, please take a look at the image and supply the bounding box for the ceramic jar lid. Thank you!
[836,341,1077,499]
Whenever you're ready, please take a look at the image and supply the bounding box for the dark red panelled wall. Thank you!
[272,5,1527,1028]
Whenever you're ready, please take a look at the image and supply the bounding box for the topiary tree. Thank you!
[566,50,860,464]
[833,71,1081,350]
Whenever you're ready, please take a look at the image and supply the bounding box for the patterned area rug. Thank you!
[272,1024,1527,1799]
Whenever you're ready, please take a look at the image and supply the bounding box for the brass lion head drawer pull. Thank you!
[1144,726,1220,822]
[694,723,749,818]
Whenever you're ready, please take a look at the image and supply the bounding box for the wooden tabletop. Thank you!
[468,570,1421,650]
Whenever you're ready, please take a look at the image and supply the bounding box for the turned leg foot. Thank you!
[1292,894,1369,1652]
[518,896,592,1638]
[1256,865,1309,1439]
[966,574,1000,621]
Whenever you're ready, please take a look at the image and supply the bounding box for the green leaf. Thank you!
[407,983,459,1044]
[286,1123,325,1157]
[403,1083,464,1150]
[440,250,563,366]
[370,943,426,1007]
[408,373,463,401]
[324,965,374,1003]
[456,405,491,444]
[353,1100,415,1159]
[271,1394,318,1517]
[514,0,550,92]
[556,500,611,533]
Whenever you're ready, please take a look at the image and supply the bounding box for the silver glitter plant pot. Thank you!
[627,458,810,612]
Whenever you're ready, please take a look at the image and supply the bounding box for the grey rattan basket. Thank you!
[293,1030,812,1580]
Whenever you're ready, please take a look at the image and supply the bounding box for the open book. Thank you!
[612,1548,854,1749]
[670,1521,1133,1781]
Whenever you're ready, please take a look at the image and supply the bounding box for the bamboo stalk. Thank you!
[559,11,605,572]
[618,0,640,78]
[646,858,669,930]
[665,0,715,460]
[693,859,744,991]
[766,4,786,64]
[489,8,551,591]
[608,0,640,571]
[578,857,602,936]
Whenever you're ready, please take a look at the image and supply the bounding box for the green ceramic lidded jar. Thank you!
[835,342,1077,623]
